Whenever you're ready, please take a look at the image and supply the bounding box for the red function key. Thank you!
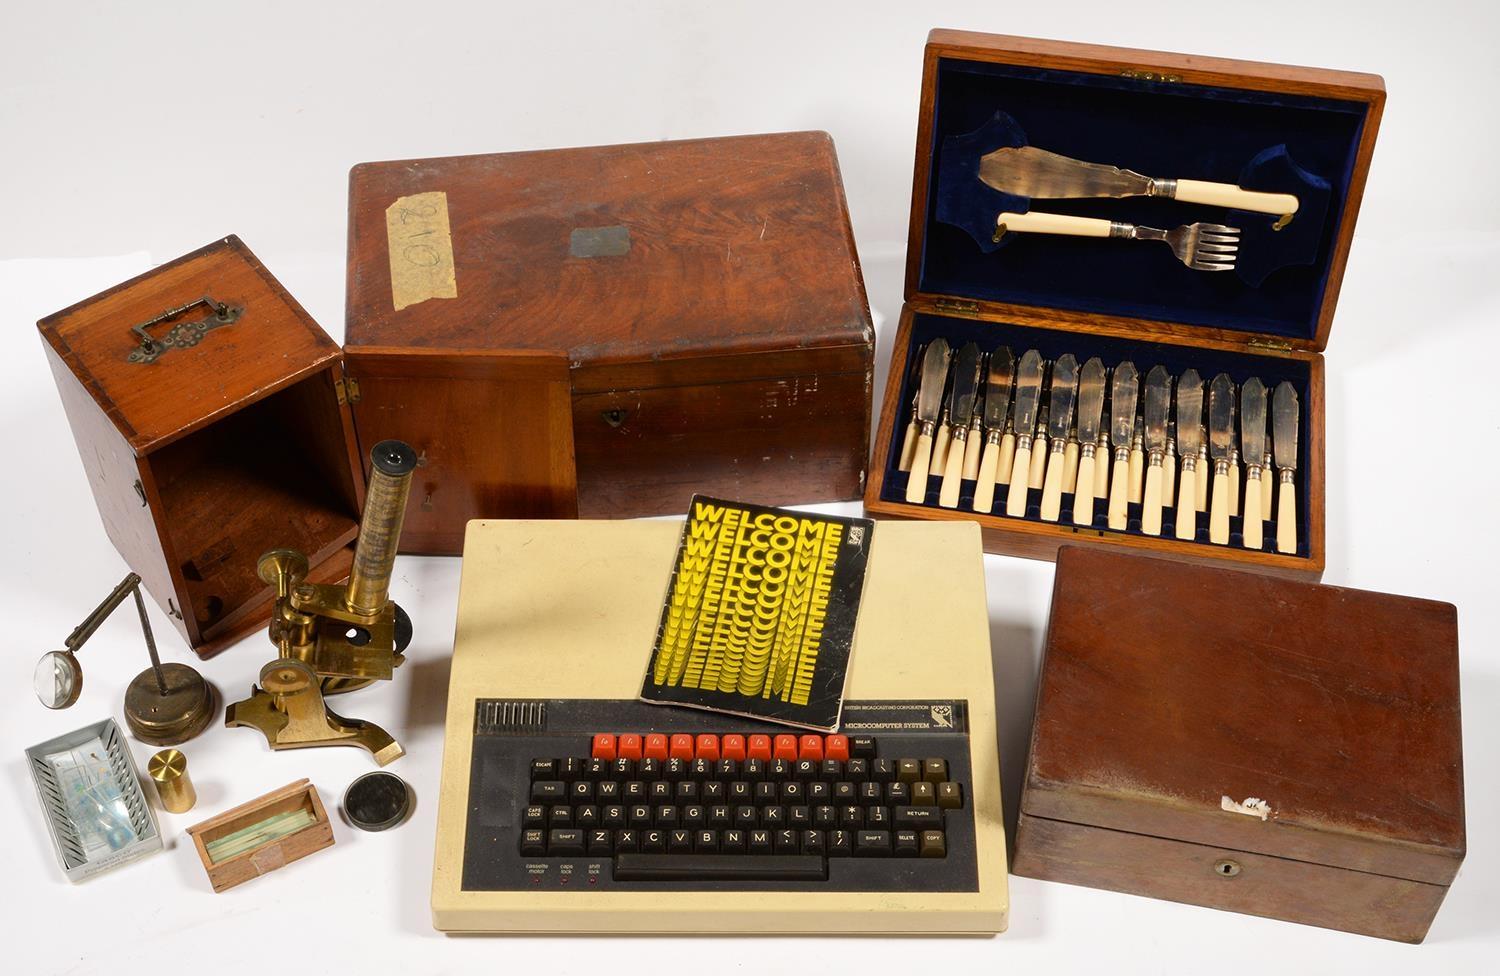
[798,735,824,761]
[721,735,747,761]
[644,733,669,761]
[591,734,618,760]
[747,734,773,760]
[773,734,799,761]
[695,734,720,760]
[824,735,850,762]
[669,734,695,760]
[617,734,643,761]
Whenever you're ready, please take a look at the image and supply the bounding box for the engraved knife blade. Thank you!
[1175,369,1203,458]
[1110,361,1139,447]
[1011,349,1044,436]
[915,338,951,425]
[1076,358,1106,445]
[1273,381,1299,473]
[979,146,1153,200]
[1241,378,1267,463]
[1143,366,1171,454]
[983,346,1015,431]
[1208,373,1235,463]
[1046,354,1078,441]
[948,342,983,430]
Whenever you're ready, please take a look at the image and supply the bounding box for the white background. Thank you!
[3,1,1496,972]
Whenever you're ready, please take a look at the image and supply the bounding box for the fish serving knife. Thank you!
[973,346,1015,513]
[1239,378,1268,550]
[903,338,951,503]
[938,343,983,508]
[1273,381,1300,554]
[1107,362,1139,530]
[1072,358,1107,527]
[1140,366,1172,536]
[1208,373,1236,544]
[1005,350,1046,517]
[1173,370,1204,541]
[1039,354,1079,521]
[979,145,1301,219]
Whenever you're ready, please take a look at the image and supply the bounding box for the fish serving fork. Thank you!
[995,211,1240,272]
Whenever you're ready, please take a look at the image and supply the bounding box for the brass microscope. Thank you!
[226,440,418,766]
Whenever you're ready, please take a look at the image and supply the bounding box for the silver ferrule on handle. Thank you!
[951,426,970,445]
[1147,177,1179,199]
[1114,446,1131,463]
[1278,467,1295,484]
[1080,443,1097,460]
[1214,459,1230,476]
[1147,450,1164,469]
[985,429,1002,446]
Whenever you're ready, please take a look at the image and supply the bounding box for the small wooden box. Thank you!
[865,31,1388,580]
[39,237,365,656]
[1014,546,1465,942]
[186,779,335,892]
[345,131,874,550]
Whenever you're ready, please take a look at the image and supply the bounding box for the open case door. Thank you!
[341,346,578,555]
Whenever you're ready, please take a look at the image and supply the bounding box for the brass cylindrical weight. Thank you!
[345,440,418,615]
[147,749,197,813]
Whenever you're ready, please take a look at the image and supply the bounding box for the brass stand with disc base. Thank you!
[226,440,417,767]
[34,572,218,747]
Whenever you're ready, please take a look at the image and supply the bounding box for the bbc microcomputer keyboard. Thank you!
[433,520,1008,935]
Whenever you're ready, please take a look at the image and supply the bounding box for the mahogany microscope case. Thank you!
[864,30,1388,581]
[344,131,875,551]
[1014,546,1465,942]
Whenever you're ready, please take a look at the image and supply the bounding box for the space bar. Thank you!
[614,854,827,881]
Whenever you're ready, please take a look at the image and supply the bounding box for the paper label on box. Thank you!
[385,190,457,311]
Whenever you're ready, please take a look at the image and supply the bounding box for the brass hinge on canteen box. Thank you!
[1247,336,1295,353]
[934,298,981,318]
[1120,68,1183,84]
[335,376,362,404]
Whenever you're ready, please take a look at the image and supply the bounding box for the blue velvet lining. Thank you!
[921,59,1369,340]
[882,314,1314,557]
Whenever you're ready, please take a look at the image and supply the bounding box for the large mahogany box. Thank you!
[1014,546,1465,942]
[865,31,1387,580]
[39,237,367,657]
[344,131,874,550]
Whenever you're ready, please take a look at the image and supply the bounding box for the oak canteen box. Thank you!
[1014,546,1465,942]
[344,131,875,550]
[865,31,1388,581]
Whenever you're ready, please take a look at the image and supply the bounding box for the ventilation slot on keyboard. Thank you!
[475,699,549,736]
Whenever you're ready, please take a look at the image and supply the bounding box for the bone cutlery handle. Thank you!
[1028,433,1048,489]
[938,433,967,508]
[1108,450,1131,530]
[1242,469,1264,550]
[898,417,919,471]
[1172,180,1299,217]
[1141,461,1164,536]
[962,429,984,480]
[1209,464,1231,544]
[973,438,1001,513]
[1128,445,1145,503]
[1040,448,1066,521]
[1006,441,1034,517]
[1062,440,1080,494]
[997,430,1017,485]
[997,211,1113,237]
[932,425,953,479]
[1093,437,1110,496]
[1073,452,1097,526]
[1174,463,1198,540]
[1277,473,1297,554]
[904,430,934,503]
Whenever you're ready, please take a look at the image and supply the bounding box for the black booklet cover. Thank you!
[640,496,874,731]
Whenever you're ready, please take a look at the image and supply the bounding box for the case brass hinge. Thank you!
[934,298,980,318]
[1247,337,1295,353]
[1120,69,1183,84]
[334,376,362,404]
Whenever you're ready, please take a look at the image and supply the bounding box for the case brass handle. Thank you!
[126,295,242,364]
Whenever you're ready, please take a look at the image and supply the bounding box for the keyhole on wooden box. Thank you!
[602,409,627,428]
[1214,859,1241,878]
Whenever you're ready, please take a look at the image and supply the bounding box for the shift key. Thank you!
[893,806,944,828]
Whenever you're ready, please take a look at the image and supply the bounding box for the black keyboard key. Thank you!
[893,806,944,828]
[654,805,679,826]
[794,760,818,782]
[808,781,832,803]
[734,806,758,827]
[859,782,883,804]
[690,759,713,779]
[696,829,719,852]
[530,759,557,780]
[894,830,919,857]
[596,781,620,801]
[612,758,635,779]
[885,782,911,805]
[641,829,666,852]
[523,805,546,826]
[813,805,836,828]
[761,805,785,825]
[669,829,693,853]
[748,829,772,854]
[788,805,811,827]
[920,830,946,858]
[856,830,891,856]
[938,782,964,809]
[584,758,610,779]
[571,781,595,804]
[575,805,600,826]
[845,758,869,780]
[780,781,805,803]
[820,759,844,781]
[623,781,647,801]
[922,758,948,783]
[603,805,625,827]
[871,758,895,783]
[638,758,661,780]
[548,806,572,827]
[520,829,546,855]
[754,782,778,804]
[559,758,586,781]
[675,781,699,802]
[721,829,746,852]
[709,805,731,826]
[850,735,877,759]
[715,759,740,780]
[802,829,825,855]
[827,829,853,856]
[768,759,792,780]
[896,759,921,784]
[649,781,672,801]
[911,782,936,807]
[839,805,863,828]
[615,828,639,852]
[664,759,689,781]
[833,781,856,802]
[682,805,706,827]
[775,828,799,853]
[743,759,766,781]
[701,781,725,802]
[531,780,566,802]
[613,854,827,881]
[628,804,652,825]
[587,828,613,854]
[548,829,584,855]
[866,805,891,828]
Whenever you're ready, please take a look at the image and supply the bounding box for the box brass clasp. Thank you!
[126,295,242,364]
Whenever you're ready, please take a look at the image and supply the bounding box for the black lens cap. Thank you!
[343,771,412,831]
